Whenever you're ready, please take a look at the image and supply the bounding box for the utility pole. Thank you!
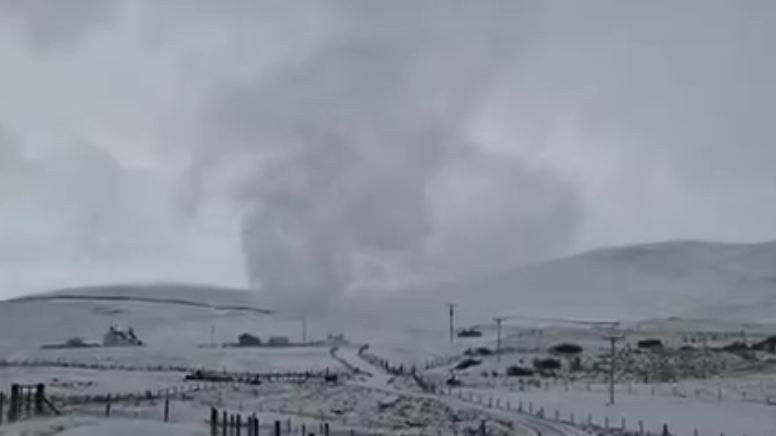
[493,317,506,362]
[602,333,624,405]
[448,303,457,344]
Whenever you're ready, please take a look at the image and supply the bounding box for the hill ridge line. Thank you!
[7,293,273,314]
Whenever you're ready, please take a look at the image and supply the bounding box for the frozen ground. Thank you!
[2,241,776,434]
[3,345,338,373]
[452,385,776,436]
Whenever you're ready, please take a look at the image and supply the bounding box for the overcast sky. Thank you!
[0,0,775,300]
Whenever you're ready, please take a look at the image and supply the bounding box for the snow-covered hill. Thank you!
[2,240,776,360]
[358,240,776,328]
[0,284,293,353]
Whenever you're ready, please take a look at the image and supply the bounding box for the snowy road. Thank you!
[334,346,593,436]
[333,347,393,386]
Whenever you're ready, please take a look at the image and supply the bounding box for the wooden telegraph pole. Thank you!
[493,317,507,362]
[602,333,625,405]
[448,303,457,344]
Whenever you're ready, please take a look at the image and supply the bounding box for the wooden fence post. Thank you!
[34,384,44,415]
[301,424,306,436]
[105,395,112,417]
[274,420,281,436]
[324,423,330,436]
[223,411,228,436]
[25,387,32,418]
[9,384,19,423]
[236,414,242,436]
[0,392,4,425]
[211,408,218,436]
[164,395,170,422]
[253,414,259,436]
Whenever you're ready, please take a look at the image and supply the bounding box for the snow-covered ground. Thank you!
[450,385,776,436]
[3,241,776,434]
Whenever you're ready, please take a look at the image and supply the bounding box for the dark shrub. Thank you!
[721,341,749,352]
[533,357,561,371]
[455,358,482,371]
[549,343,583,355]
[753,336,776,353]
[637,339,664,350]
[475,347,493,356]
[457,328,483,338]
[446,376,462,387]
[505,365,534,377]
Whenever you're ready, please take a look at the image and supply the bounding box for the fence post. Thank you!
[286,419,291,433]
[211,408,218,436]
[34,384,44,415]
[621,417,626,430]
[274,420,281,436]
[223,411,228,436]
[639,420,644,435]
[25,387,32,418]
[236,414,242,436]
[0,392,4,425]
[324,423,330,436]
[9,384,19,423]
[254,414,259,436]
[105,395,112,417]
[605,416,609,429]
[301,424,306,436]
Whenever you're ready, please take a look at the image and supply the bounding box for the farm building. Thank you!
[237,333,262,347]
[103,325,144,347]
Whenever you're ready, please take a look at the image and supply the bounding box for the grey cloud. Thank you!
[192,0,583,312]
[0,0,116,51]
[2,0,776,302]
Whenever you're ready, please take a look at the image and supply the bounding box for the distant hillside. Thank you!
[0,283,290,352]
[10,283,271,313]
[370,240,776,325]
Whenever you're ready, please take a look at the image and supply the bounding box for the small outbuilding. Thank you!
[268,336,290,346]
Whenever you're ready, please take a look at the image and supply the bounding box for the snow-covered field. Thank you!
[3,241,776,434]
